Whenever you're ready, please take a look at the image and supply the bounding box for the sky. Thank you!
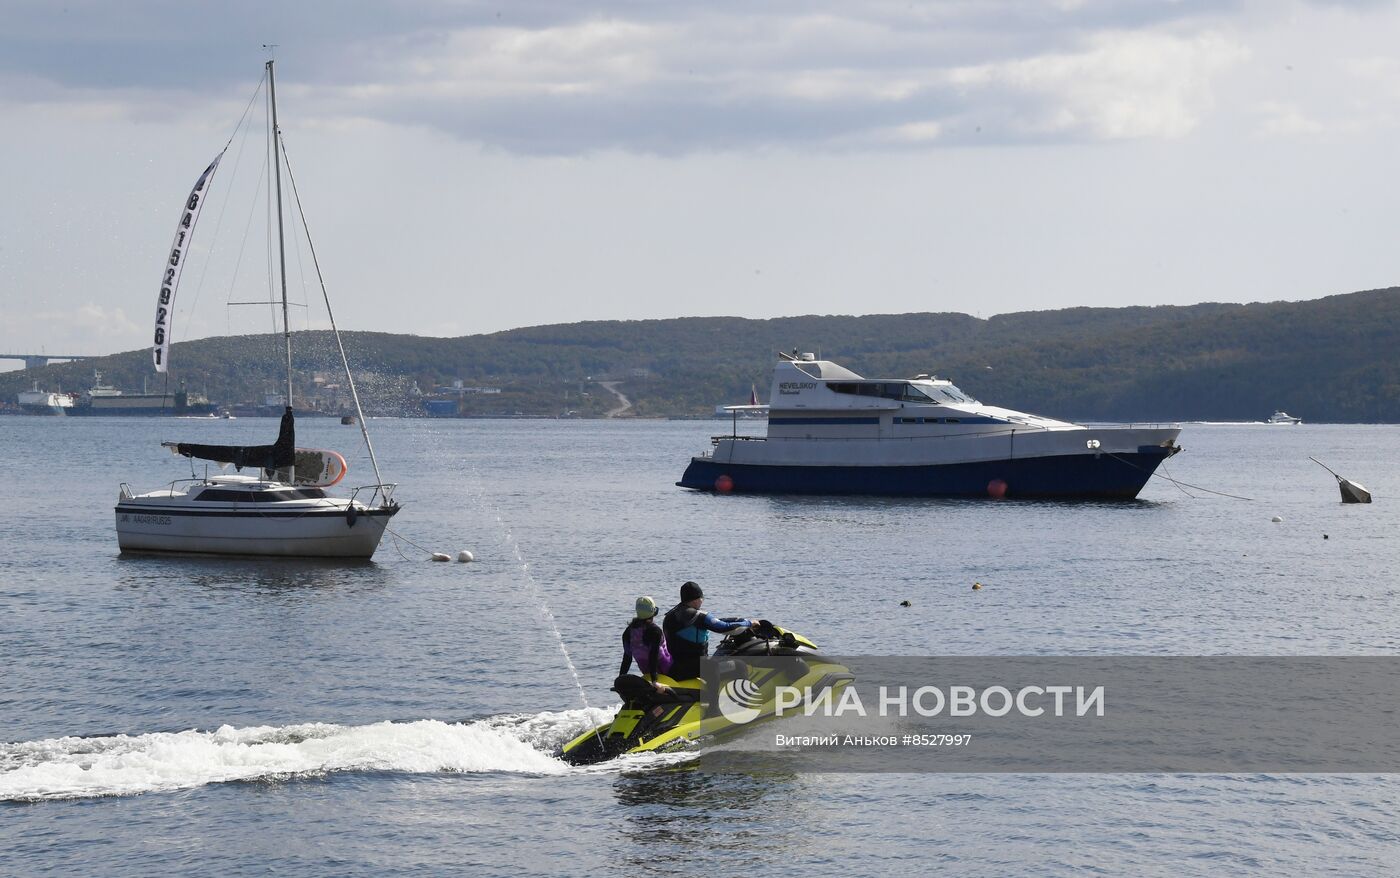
[2,0,1399,368]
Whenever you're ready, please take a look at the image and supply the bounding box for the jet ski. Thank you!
[556,620,853,766]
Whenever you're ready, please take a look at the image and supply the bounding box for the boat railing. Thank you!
[967,412,1180,431]
[710,434,766,445]
[706,430,1021,451]
[157,476,212,494]
[713,420,1179,445]
[711,424,1180,448]
[759,431,1013,445]
[349,482,398,508]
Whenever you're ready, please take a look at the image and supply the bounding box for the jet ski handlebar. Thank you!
[749,619,778,638]
[719,619,807,653]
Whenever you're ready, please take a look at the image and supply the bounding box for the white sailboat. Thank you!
[115,60,400,558]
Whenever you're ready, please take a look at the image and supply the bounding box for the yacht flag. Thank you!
[153,151,224,372]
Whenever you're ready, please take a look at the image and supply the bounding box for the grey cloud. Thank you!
[368,90,966,156]
[0,0,1320,154]
[1300,0,1394,8]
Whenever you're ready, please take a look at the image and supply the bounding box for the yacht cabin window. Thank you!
[825,381,977,404]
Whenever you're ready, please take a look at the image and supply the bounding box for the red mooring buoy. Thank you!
[987,478,1008,499]
[715,474,734,494]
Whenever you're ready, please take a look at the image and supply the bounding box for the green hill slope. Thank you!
[5,287,1398,421]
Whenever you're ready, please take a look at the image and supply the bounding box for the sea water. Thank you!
[2,417,1399,876]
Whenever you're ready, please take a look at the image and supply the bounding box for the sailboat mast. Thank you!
[266,59,293,410]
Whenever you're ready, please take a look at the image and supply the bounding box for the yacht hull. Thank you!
[114,504,397,558]
[678,448,1174,499]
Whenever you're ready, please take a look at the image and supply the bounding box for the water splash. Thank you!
[497,517,595,709]
[466,466,596,718]
[1,707,614,802]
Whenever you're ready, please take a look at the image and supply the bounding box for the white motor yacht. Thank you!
[679,352,1181,499]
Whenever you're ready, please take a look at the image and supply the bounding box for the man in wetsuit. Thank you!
[620,596,672,694]
[662,581,754,680]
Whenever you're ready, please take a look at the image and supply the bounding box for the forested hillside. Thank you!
[6,287,1398,421]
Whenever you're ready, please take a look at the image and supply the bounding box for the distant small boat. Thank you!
[713,383,767,419]
[1267,411,1302,425]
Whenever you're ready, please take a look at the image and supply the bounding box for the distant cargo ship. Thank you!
[17,382,75,415]
[69,371,216,416]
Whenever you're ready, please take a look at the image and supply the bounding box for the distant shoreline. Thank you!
[5,286,1399,422]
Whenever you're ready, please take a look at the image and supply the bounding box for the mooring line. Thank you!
[1106,451,1254,501]
[384,525,436,557]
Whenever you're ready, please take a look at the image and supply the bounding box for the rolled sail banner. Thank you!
[153,152,224,372]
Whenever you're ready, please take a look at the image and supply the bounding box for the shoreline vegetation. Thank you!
[5,287,1398,422]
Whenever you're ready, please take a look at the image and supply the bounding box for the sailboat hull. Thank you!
[115,503,398,558]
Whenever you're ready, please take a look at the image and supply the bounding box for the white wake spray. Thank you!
[0,706,616,802]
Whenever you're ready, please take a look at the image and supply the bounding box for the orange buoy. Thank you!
[715,474,734,494]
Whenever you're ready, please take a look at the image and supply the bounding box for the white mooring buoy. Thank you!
[431,552,451,562]
[457,550,475,563]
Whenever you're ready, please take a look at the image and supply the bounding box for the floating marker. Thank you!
[972,582,983,591]
[899,600,912,607]
[1271,516,1283,523]
[986,479,1008,499]
[1338,478,1372,504]
[431,552,451,562]
[1311,457,1373,503]
[715,474,734,494]
[457,550,475,563]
